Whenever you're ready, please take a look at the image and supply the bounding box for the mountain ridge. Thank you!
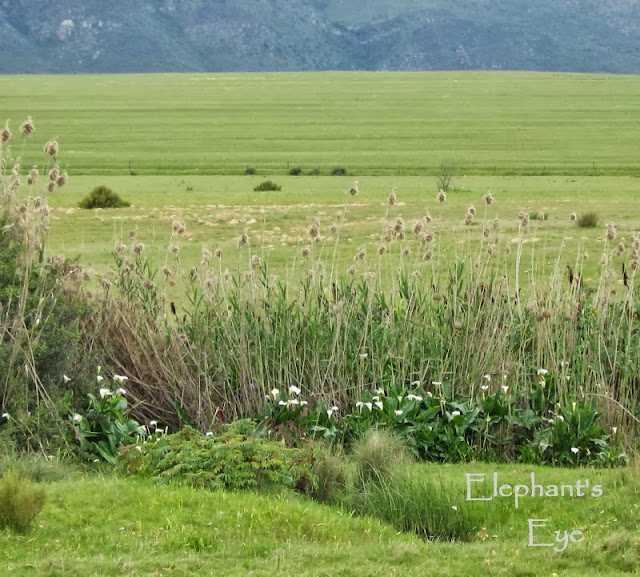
[1,0,639,74]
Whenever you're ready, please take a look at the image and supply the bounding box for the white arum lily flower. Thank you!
[432,381,442,386]
[359,353,368,360]
[72,413,83,423]
[502,385,509,393]
[394,410,403,416]
[99,388,113,398]
[407,394,423,401]
[451,410,461,416]
[63,374,71,383]
[373,388,384,395]
[116,388,127,396]
[278,400,287,406]
[452,506,458,511]
[612,427,618,434]
[113,375,129,384]
[288,399,300,406]
[537,368,548,376]
[483,374,491,381]
[1,413,9,419]
[364,402,373,411]
[480,385,489,391]
[300,400,308,406]
[205,432,214,437]
[289,385,301,396]
[356,402,364,409]
[270,388,280,398]
[96,375,104,383]
[149,420,158,427]
[410,380,421,386]
[374,401,383,410]
[571,447,579,454]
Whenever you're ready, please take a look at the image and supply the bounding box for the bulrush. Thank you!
[1,120,11,142]
[20,116,35,137]
[44,140,59,157]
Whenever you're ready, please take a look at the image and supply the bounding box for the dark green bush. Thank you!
[79,186,130,209]
[244,167,256,175]
[577,211,599,228]
[331,167,347,176]
[121,422,315,493]
[253,180,282,192]
[309,168,320,176]
[289,167,302,176]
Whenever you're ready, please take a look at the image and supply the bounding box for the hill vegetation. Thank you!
[1,0,640,73]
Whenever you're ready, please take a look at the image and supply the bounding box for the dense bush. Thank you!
[244,167,256,175]
[79,185,130,209]
[0,470,46,533]
[289,167,302,176]
[578,211,599,228]
[253,180,281,191]
[121,422,316,493]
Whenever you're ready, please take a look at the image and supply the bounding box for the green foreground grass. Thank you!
[1,71,640,176]
[1,462,639,577]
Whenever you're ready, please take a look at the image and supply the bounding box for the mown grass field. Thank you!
[1,71,639,176]
[1,461,639,577]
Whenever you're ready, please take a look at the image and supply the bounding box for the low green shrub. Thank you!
[79,185,130,209]
[244,167,256,175]
[331,167,347,176]
[0,470,46,533]
[351,429,410,484]
[578,211,599,228]
[121,421,316,493]
[288,167,302,176]
[253,180,281,192]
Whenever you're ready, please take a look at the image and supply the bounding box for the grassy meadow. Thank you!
[1,71,640,176]
[2,71,640,576]
[1,460,639,577]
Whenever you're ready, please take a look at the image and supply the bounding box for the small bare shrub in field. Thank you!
[578,211,599,228]
[0,470,46,532]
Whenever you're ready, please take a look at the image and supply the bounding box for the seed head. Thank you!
[1,120,11,142]
[132,242,145,255]
[20,116,35,137]
[606,223,616,241]
[631,259,639,271]
[437,190,447,203]
[201,248,212,264]
[483,227,490,238]
[250,255,261,269]
[492,218,500,229]
[56,172,68,188]
[27,166,38,185]
[162,266,172,278]
[424,211,432,223]
[464,214,473,226]
[354,248,366,261]
[44,140,59,157]
[47,181,56,193]
[299,246,311,258]
[401,246,411,257]
[422,250,433,261]
[347,181,359,196]
[388,187,397,206]
[616,242,625,256]
[347,265,357,275]
[170,244,180,255]
[214,248,222,258]
[308,223,320,238]
[467,204,476,216]
[48,165,59,182]
[143,279,155,290]
[537,212,545,221]
[237,232,249,248]
[330,224,338,234]
[570,211,577,222]
[377,245,387,256]
[484,193,494,205]
[413,221,423,235]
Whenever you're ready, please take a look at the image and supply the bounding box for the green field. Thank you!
[1,71,640,176]
[1,461,639,577]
